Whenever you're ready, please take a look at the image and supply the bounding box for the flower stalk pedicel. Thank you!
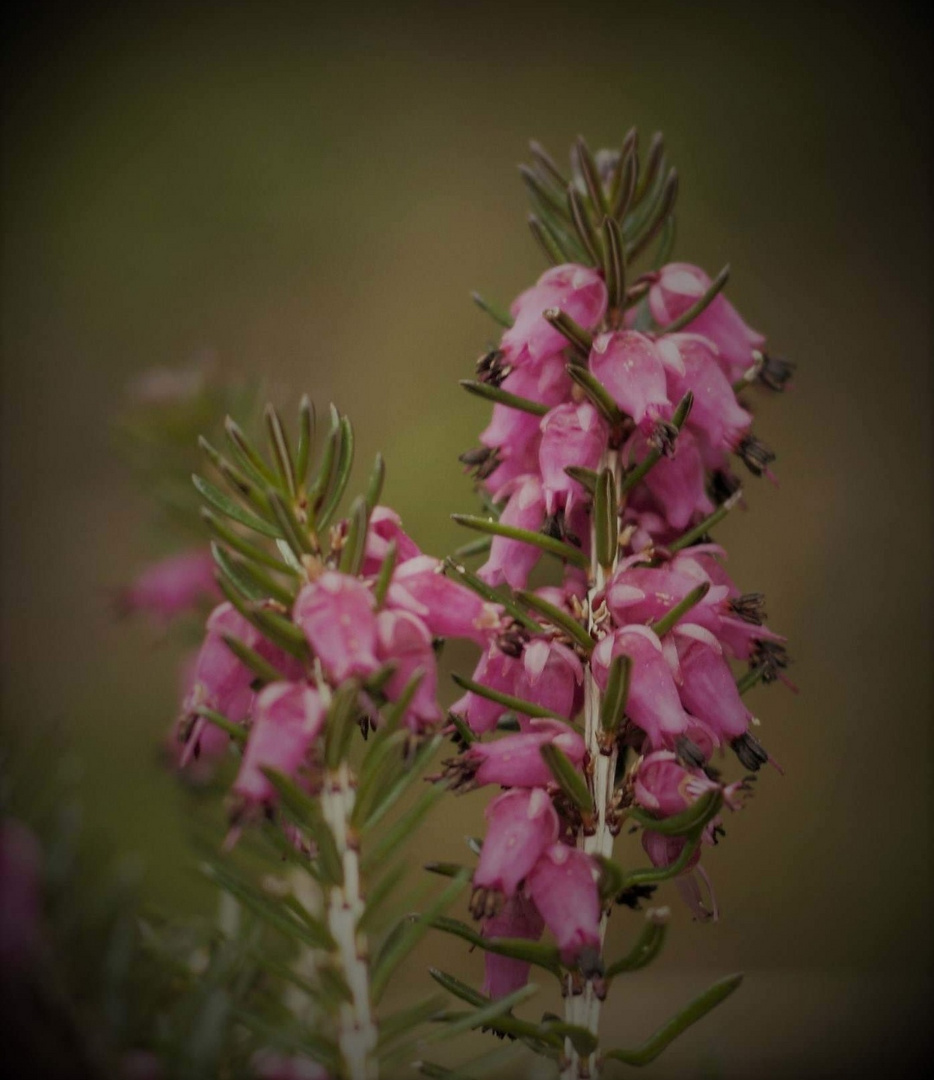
[438,131,793,1078]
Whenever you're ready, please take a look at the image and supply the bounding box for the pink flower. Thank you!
[628,427,714,531]
[502,264,607,366]
[591,625,691,747]
[233,682,326,808]
[477,475,546,590]
[361,506,421,577]
[649,264,765,384]
[632,750,721,816]
[526,843,601,966]
[464,719,585,789]
[473,788,559,900]
[450,646,523,735]
[657,334,751,466]
[294,572,379,682]
[605,561,726,631]
[641,831,718,922]
[387,555,501,646]
[118,549,218,623]
[589,330,670,429]
[539,402,608,516]
[481,892,545,999]
[251,1051,330,1080]
[642,830,701,874]
[0,818,43,974]
[514,639,584,723]
[375,609,441,731]
[673,625,752,740]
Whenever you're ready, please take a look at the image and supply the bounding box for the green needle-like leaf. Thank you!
[319,415,355,528]
[452,536,492,560]
[445,560,544,634]
[423,984,539,1044]
[366,452,386,511]
[542,308,593,358]
[361,733,443,834]
[471,292,513,329]
[378,995,448,1049]
[539,1019,598,1056]
[220,634,290,685]
[338,495,370,576]
[625,789,723,838]
[566,364,624,425]
[632,132,665,207]
[201,508,296,573]
[324,681,362,770]
[611,142,638,222]
[528,214,564,265]
[212,543,295,606]
[594,465,619,571]
[619,392,693,496]
[567,185,602,266]
[364,783,446,874]
[295,394,315,487]
[520,164,570,219]
[667,489,742,552]
[459,379,550,417]
[264,404,298,497]
[604,973,743,1067]
[215,578,309,659]
[650,582,711,638]
[194,707,247,745]
[605,916,668,978]
[600,654,632,734]
[261,768,343,885]
[564,465,599,494]
[626,169,678,263]
[658,264,730,334]
[224,416,279,489]
[540,743,593,814]
[451,673,568,722]
[192,473,280,537]
[575,136,609,217]
[373,539,398,608]
[617,829,705,891]
[451,514,588,569]
[199,436,272,516]
[602,215,626,312]
[427,916,562,977]
[515,590,593,653]
[267,490,313,558]
[308,405,341,517]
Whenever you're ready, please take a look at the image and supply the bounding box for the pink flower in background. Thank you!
[649,263,765,384]
[0,818,43,974]
[502,264,607,365]
[387,555,502,646]
[232,683,326,808]
[361,506,421,577]
[526,843,601,966]
[481,892,545,999]
[251,1051,330,1080]
[539,401,608,516]
[477,475,546,590]
[589,330,670,429]
[294,572,379,682]
[463,720,585,789]
[375,609,442,731]
[473,788,559,901]
[642,830,718,922]
[118,549,219,623]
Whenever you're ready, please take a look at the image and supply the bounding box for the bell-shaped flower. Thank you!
[592,625,691,747]
[605,560,726,631]
[589,330,669,429]
[361,506,421,577]
[540,401,608,516]
[477,475,546,590]
[642,831,718,922]
[375,609,441,732]
[502,264,607,366]
[473,788,559,901]
[526,843,601,966]
[294,571,380,683]
[649,263,766,384]
[629,427,714,531]
[118,548,218,623]
[481,892,545,999]
[515,639,584,723]
[387,555,502,646]
[450,645,523,735]
[657,334,752,467]
[673,624,752,740]
[185,602,261,712]
[463,719,585,789]
[232,683,326,809]
[632,750,722,817]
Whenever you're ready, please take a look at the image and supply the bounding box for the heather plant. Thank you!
[61,127,794,1079]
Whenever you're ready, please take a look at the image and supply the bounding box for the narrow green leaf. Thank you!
[421,983,538,1043]
[264,404,298,497]
[619,392,693,496]
[224,416,279,488]
[652,213,677,270]
[426,973,560,1048]
[427,916,561,977]
[324,681,362,770]
[446,560,544,634]
[428,967,486,1008]
[528,140,569,194]
[626,789,723,838]
[594,466,618,571]
[528,214,564,265]
[626,169,679,263]
[602,215,626,312]
[201,508,295,573]
[542,308,593,358]
[605,916,668,978]
[667,488,742,552]
[261,768,343,885]
[212,542,295,606]
[193,473,280,537]
[362,733,442,833]
[600,654,632,734]
[211,541,265,601]
[308,404,341,516]
[357,861,408,935]
[632,132,665,207]
[611,143,638,223]
[520,164,569,219]
[595,854,625,902]
[605,973,743,1067]
[338,495,370,576]
[451,514,588,569]
[564,465,599,494]
[194,707,247,744]
[459,379,550,417]
[540,744,593,814]
[650,582,711,637]
[366,452,386,512]
[221,634,289,685]
[451,673,567,722]
[617,829,706,891]
[267,489,313,559]
[319,415,355,528]
[215,578,309,660]
[447,712,477,746]
[373,539,398,608]
[515,590,593,653]
[364,783,446,874]
[471,292,513,329]
[566,364,624,425]
[575,136,608,217]
[295,394,315,487]
[378,995,448,1049]
[452,536,492,560]
[199,436,271,515]
[539,1019,598,1056]
[567,185,602,266]
[659,265,730,334]
[736,665,766,696]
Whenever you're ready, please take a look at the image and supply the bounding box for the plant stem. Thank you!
[562,450,621,1080]
[320,761,379,1080]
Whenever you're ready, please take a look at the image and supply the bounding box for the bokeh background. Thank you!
[2,1,931,1076]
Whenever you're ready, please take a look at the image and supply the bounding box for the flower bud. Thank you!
[361,506,421,577]
[450,645,523,735]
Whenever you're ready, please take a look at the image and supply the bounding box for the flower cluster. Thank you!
[447,137,792,1011]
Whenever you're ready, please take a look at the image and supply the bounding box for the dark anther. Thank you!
[650,419,680,457]
[497,624,529,658]
[447,711,472,749]
[541,510,566,540]
[711,469,742,504]
[469,885,503,921]
[458,446,500,481]
[675,736,706,770]
[730,593,767,625]
[730,731,769,772]
[616,883,658,910]
[736,435,776,477]
[439,755,478,793]
[475,348,511,386]
[751,639,791,683]
[576,945,605,980]
[758,352,796,392]
[358,715,371,740]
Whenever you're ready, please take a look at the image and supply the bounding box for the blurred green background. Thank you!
[2,1,931,1075]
